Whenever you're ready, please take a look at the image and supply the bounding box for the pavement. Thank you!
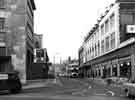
[22,79,54,89]
[87,77,125,87]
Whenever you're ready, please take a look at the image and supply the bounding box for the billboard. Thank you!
[126,25,135,33]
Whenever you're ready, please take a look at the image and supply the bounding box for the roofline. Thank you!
[31,0,36,10]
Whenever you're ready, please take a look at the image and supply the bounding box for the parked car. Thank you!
[123,80,135,97]
[0,72,22,94]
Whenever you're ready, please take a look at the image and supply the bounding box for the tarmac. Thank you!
[22,79,54,89]
[22,78,124,90]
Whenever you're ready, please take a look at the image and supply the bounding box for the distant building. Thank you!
[33,33,49,63]
[79,0,135,79]
[34,48,49,63]
[34,34,43,49]
[0,0,36,83]
[29,33,49,79]
[78,46,84,66]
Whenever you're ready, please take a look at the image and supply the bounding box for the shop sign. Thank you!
[126,25,135,33]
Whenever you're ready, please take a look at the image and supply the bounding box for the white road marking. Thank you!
[72,89,87,96]
[95,93,106,96]
[107,91,115,96]
[72,92,82,95]
[56,88,83,94]
[88,85,92,89]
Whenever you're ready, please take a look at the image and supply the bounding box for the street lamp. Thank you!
[53,52,60,83]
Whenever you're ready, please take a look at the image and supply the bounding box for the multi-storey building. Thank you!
[28,33,50,80]
[78,46,84,66]
[34,33,43,49]
[33,33,49,63]
[0,0,36,83]
[79,0,135,80]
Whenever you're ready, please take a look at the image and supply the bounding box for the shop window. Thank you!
[0,18,5,31]
[107,67,111,77]
[120,62,131,77]
[112,64,117,76]
[98,69,101,76]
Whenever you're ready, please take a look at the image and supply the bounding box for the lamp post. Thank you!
[53,52,60,83]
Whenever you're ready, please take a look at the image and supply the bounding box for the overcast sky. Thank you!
[34,0,115,63]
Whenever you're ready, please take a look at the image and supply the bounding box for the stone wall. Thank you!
[6,0,27,83]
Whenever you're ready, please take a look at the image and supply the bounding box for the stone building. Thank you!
[28,33,49,79]
[79,0,135,80]
[34,33,43,49]
[0,0,36,83]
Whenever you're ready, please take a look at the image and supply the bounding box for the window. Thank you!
[0,18,5,31]
[111,32,115,49]
[110,14,115,31]
[120,13,134,25]
[101,40,104,53]
[35,41,40,48]
[92,46,94,58]
[0,47,6,56]
[95,44,97,57]
[90,47,92,58]
[0,0,5,9]
[105,36,110,51]
[105,20,109,33]
[98,41,100,55]
[0,34,5,42]
[101,24,104,35]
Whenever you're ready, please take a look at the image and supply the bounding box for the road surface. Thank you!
[0,77,131,100]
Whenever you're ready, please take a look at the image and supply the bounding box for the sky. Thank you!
[34,0,115,63]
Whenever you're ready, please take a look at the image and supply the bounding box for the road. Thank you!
[0,77,132,100]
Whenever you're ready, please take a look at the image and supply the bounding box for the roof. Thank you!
[30,0,36,10]
[116,0,135,2]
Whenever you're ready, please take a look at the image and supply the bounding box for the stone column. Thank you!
[117,63,120,77]
[131,54,135,80]
[110,65,113,77]
[100,67,103,77]
[96,68,99,77]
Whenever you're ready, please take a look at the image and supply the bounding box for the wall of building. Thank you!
[34,34,43,48]
[79,0,135,80]
[0,0,35,83]
[5,0,27,83]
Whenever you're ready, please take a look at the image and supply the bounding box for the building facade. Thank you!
[0,0,36,83]
[34,33,43,49]
[33,33,49,63]
[28,33,49,79]
[79,0,135,80]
